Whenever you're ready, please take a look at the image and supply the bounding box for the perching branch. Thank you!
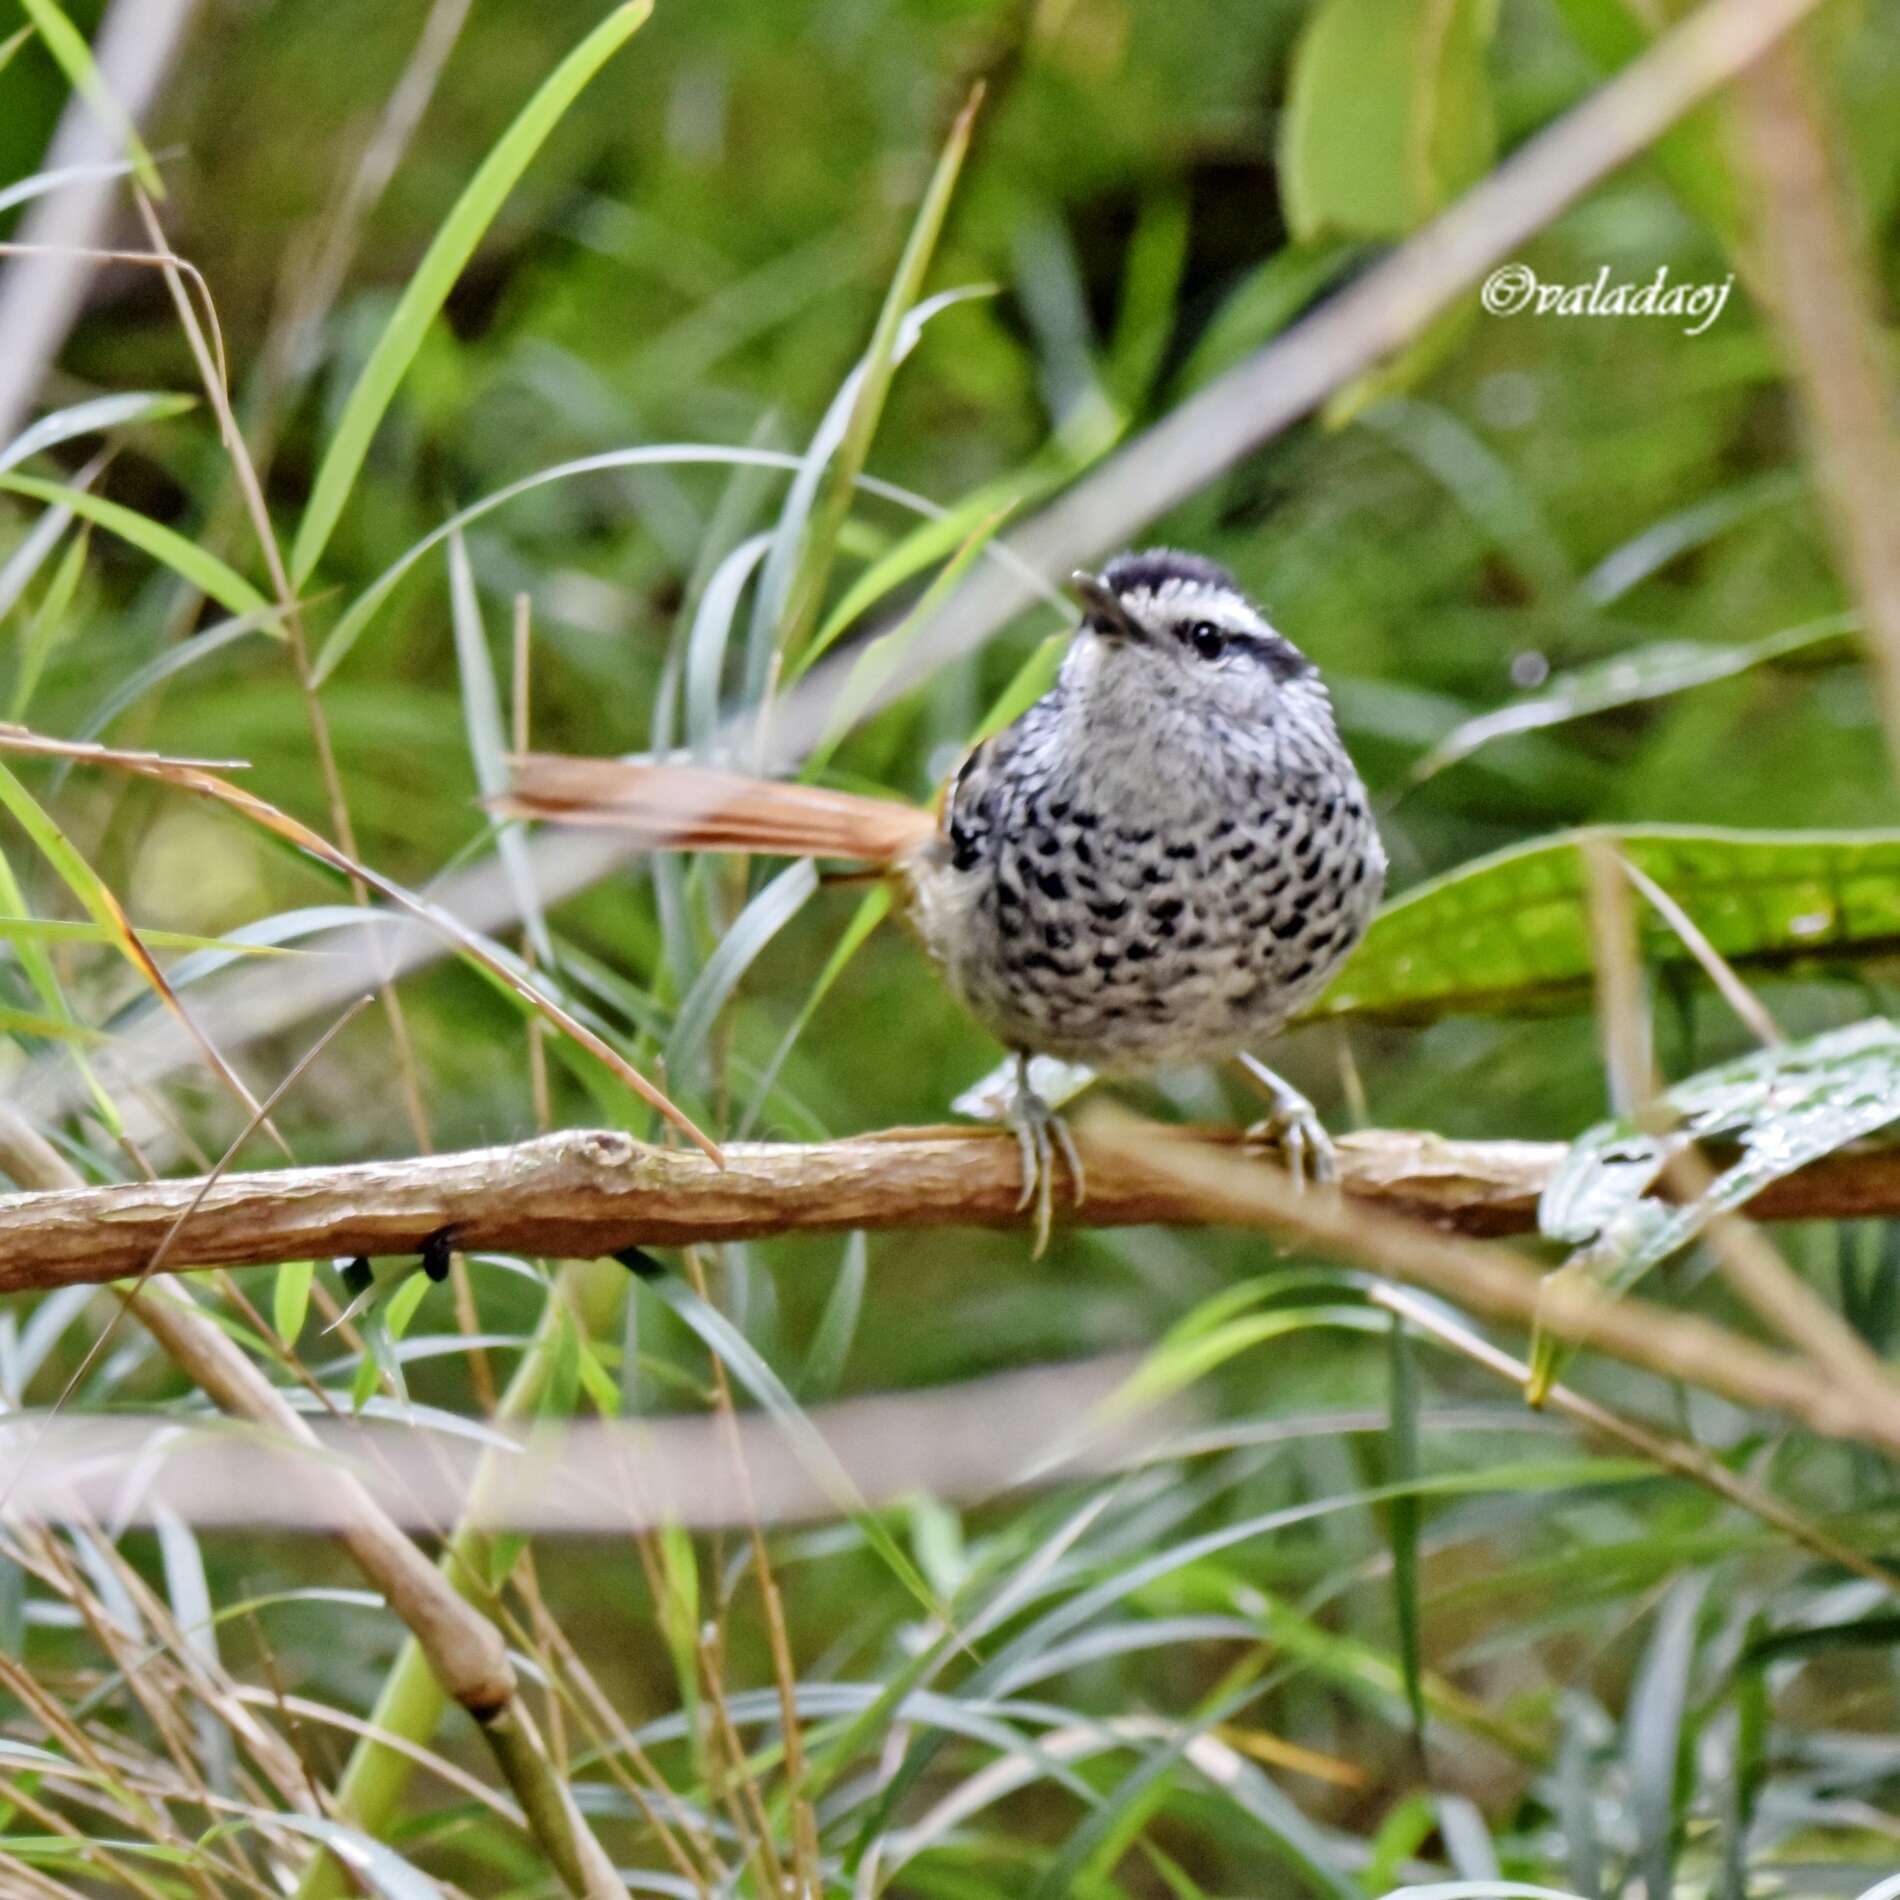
[10,1122,1900,1291]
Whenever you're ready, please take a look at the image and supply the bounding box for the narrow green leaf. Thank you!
[1412,615,1855,784]
[0,24,34,74]
[737,882,892,1138]
[263,1814,438,1900]
[0,1006,105,1044]
[969,631,1066,746]
[0,916,291,956]
[17,0,164,196]
[289,2,652,586]
[10,524,86,720]
[769,89,982,661]
[1625,1578,1707,1900]
[1387,1311,1426,1748]
[0,842,117,1129]
[801,504,1010,777]
[0,391,194,478]
[796,473,1052,680]
[664,859,818,1093]
[0,474,267,618]
[447,532,550,963]
[644,1274,943,1619]
[273,1261,315,1345]
[313,442,948,681]
[797,1234,867,1400]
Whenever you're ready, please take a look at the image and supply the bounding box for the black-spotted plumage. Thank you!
[906,549,1384,1075]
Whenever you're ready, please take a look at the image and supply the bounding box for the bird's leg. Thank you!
[1007,1051,1086,1256]
[1235,1052,1335,1190]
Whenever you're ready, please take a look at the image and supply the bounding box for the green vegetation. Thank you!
[3,0,1900,1895]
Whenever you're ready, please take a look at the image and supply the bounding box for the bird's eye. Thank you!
[1188,622,1225,661]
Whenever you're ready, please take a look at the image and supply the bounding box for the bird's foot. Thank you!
[1007,1056,1086,1257]
[1236,1053,1336,1191]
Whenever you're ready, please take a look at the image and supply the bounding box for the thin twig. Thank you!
[1734,36,1900,780]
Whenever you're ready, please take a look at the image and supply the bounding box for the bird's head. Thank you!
[1063,549,1325,734]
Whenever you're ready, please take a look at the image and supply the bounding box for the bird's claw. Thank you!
[1008,1059,1085,1256]
[1237,1056,1336,1191]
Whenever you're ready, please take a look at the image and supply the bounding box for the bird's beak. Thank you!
[1069,571,1146,644]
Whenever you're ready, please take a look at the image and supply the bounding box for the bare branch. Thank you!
[7,1122,1900,1291]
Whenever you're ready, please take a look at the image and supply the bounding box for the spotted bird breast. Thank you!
[903,705,1385,1075]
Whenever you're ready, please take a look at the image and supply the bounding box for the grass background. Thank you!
[2,0,1900,1894]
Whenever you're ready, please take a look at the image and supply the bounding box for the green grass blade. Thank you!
[1387,1309,1426,1748]
[664,859,818,1095]
[0,391,194,477]
[642,1273,944,1619]
[10,523,86,720]
[446,532,550,964]
[0,474,267,618]
[1625,1577,1707,1900]
[1412,614,1854,784]
[0,152,141,216]
[0,1007,107,1044]
[767,89,982,663]
[797,1233,867,1400]
[736,882,892,1137]
[17,0,164,196]
[288,1,652,587]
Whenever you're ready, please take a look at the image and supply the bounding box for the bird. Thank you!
[499,548,1387,1249]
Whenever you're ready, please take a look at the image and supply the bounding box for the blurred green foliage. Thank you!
[5,0,1900,1893]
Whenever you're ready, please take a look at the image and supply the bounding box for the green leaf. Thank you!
[0,916,292,955]
[313,442,926,682]
[9,523,85,720]
[447,531,550,963]
[262,1815,438,1900]
[0,391,194,478]
[1282,0,1499,241]
[273,1261,315,1345]
[1387,1312,1426,1748]
[664,859,818,1094]
[382,1269,431,1343]
[737,882,892,1138]
[16,0,164,196]
[1540,1019,1900,1290]
[0,1006,106,1044]
[801,504,1010,777]
[1625,1577,1707,1900]
[289,2,652,586]
[797,1233,867,1400]
[0,24,34,75]
[767,90,982,662]
[1528,1020,1900,1397]
[0,475,267,618]
[1314,826,1900,1024]
[1412,616,1855,784]
[644,1274,943,1619]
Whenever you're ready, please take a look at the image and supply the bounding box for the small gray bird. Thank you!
[502,549,1386,1246]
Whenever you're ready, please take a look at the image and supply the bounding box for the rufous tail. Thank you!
[496,754,938,865]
